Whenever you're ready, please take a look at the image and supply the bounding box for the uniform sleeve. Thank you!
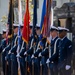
[41,48,49,57]
[49,40,59,62]
[66,40,72,61]
[19,42,26,57]
[34,49,42,57]
[11,45,18,54]
[27,47,34,55]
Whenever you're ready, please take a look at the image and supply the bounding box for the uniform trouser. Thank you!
[2,55,5,75]
[41,57,48,75]
[5,54,11,75]
[11,54,18,75]
[19,57,25,75]
[27,55,32,75]
[32,58,40,75]
[42,64,48,75]
[58,61,71,75]
[49,63,58,75]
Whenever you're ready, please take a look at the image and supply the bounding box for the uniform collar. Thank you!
[52,36,58,41]
[60,36,67,41]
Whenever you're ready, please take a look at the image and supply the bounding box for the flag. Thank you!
[40,0,53,37]
[22,0,30,44]
[7,0,14,37]
[40,0,46,38]
[33,0,37,37]
[46,0,53,37]
[8,0,14,36]
[17,1,22,75]
[45,0,53,37]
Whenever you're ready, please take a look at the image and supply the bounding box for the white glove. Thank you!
[16,54,20,57]
[8,50,11,54]
[2,49,5,52]
[31,54,34,58]
[24,52,27,55]
[38,53,41,57]
[65,65,71,70]
[46,59,50,64]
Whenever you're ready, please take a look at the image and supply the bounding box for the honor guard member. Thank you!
[31,24,41,75]
[46,26,59,75]
[38,36,49,75]
[31,41,43,75]
[58,27,72,75]
[0,29,7,75]
[10,24,19,75]
[16,24,26,75]
[24,24,40,75]
[24,23,33,75]
[5,24,18,75]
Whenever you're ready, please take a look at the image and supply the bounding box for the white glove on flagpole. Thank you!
[31,54,34,58]
[38,53,41,57]
[16,53,20,57]
[24,52,27,55]
[46,59,50,64]
[65,65,71,70]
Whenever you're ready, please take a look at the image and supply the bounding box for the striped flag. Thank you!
[46,0,53,37]
[40,0,46,38]
[40,0,53,37]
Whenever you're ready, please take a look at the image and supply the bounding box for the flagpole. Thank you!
[47,0,53,75]
[18,0,22,25]
[32,0,37,75]
[17,0,22,75]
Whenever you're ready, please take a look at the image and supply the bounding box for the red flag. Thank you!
[22,0,30,44]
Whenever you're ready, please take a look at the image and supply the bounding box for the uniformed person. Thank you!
[16,24,26,75]
[10,24,19,75]
[0,29,7,75]
[24,24,40,75]
[4,24,19,75]
[57,27,72,75]
[31,24,41,75]
[46,26,59,75]
[38,36,49,75]
[24,24,33,75]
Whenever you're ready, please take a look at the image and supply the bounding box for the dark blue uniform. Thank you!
[38,37,49,75]
[49,37,60,75]
[26,34,39,75]
[58,37,72,75]
[10,34,18,75]
[0,39,7,75]
[3,40,11,75]
[19,40,26,75]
